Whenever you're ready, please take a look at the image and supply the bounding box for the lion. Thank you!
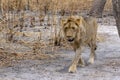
[55,16,98,73]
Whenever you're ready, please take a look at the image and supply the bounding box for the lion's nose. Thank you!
[66,36,71,38]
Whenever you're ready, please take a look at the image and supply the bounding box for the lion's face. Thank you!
[62,18,80,42]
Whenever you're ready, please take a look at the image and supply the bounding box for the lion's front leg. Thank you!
[68,47,82,73]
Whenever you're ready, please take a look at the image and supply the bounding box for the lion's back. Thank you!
[82,16,98,43]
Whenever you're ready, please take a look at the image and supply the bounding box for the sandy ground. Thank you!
[0,16,120,80]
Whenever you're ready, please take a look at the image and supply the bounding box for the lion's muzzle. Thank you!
[66,36,75,42]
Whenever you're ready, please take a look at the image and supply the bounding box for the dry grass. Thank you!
[0,47,55,67]
[0,0,112,67]
[0,0,112,12]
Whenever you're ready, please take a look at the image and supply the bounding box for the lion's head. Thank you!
[61,17,82,43]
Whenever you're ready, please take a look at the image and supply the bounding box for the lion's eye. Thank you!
[65,27,68,30]
[64,27,68,31]
[72,27,75,30]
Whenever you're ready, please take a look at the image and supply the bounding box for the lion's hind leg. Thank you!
[88,41,97,64]
[78,55,85,67]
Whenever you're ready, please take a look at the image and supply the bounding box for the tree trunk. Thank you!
[89,0,107,17]
[27,0,30,10]
[0,0,1,13]
[112,0,120,37]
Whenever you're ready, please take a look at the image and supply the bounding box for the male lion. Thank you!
[55,16,98,73]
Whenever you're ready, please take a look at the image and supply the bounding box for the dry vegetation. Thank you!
[0,48,55,67]
[0,0,112,67]
[0,0,112,12]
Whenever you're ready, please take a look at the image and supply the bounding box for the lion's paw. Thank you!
[88,58,94,64]
[68,65,77,73]
[78,63,85,67]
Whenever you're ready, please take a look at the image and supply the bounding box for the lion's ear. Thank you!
[76,19,80,24]
[61,19,67,26]
[76,17,83,25]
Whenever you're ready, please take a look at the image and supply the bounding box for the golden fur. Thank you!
[55,16,98,73]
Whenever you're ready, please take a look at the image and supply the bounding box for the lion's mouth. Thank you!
[67,38,74,42]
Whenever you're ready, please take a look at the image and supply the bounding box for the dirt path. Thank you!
[0,23,120,80]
